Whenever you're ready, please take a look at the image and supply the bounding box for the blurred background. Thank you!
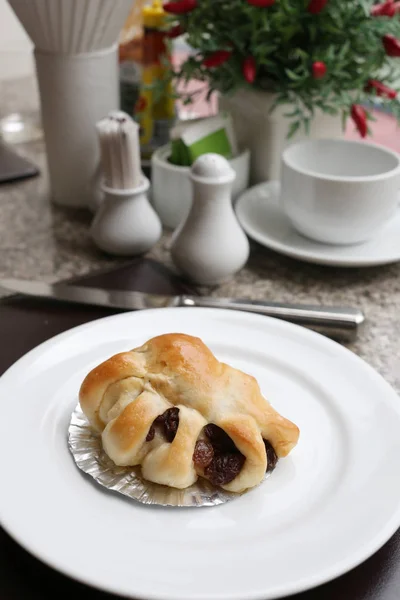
[0,0,33,79]
[0,0,41,143]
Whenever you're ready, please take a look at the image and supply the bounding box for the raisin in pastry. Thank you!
[79,333,299,493]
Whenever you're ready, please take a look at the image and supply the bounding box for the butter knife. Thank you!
[0,278,365,341]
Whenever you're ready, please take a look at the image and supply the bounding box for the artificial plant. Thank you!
[164,0,400,137]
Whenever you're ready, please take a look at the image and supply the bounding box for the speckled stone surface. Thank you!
[1,90,400,393]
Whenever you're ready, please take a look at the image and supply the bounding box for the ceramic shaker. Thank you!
[171,153,250,285]
[91,177,162,256]
[91,111,162,256]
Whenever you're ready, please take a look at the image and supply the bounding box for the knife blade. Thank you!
[0,278,365,342]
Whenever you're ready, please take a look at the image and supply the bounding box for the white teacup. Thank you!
[281,139,400,245]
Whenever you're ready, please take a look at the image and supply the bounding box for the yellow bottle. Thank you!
[118,0,147,117]
[137,0,175,159]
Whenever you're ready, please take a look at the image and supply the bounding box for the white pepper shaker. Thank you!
[171,153,249,285]
[91,111,162,256]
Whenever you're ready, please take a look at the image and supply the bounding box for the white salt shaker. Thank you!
[171,154,249,285]
[91,111,162,256]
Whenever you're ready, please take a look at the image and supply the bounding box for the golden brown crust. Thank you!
[79,333,299,493]
[79,351,147,430]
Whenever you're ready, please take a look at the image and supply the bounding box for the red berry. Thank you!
[371,1,396,16]
[166,24,185,39]
[243,56,257,84]
[366,79,397,99]
[383,34,400,57]
[312,61,327,79]
[351,104,368,138]
[202,50,232,68]
[307,0,328,14]
[163,0,197,15]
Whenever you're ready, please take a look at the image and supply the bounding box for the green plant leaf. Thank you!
[287,120,301,138]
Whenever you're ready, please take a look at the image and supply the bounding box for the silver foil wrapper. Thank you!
[68,404,243,507]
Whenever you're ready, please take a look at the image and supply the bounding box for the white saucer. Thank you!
[236,181,400,267]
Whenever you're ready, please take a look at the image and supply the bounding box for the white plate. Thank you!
[236,181,400,267]
[1,308,400,600]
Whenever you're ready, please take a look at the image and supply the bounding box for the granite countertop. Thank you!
[1,95,400,393]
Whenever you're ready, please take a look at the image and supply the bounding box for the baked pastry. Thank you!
[79,333,299,493]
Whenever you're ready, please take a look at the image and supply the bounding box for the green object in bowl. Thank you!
[168,113,237,167]
[169,138,191,166]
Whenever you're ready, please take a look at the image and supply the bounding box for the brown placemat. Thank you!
[0,260,399,600]
[0,259,197,375]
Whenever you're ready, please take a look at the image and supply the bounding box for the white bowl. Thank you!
[281,139,400,246]
[151,144,250,229]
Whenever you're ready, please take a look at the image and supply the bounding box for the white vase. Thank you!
[219,89,343,184]
[35,46,119,208]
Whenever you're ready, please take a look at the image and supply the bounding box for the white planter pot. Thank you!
[151,144,250,230]
[219,89,343,184]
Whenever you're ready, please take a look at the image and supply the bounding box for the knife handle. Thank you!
[180,296,365,342]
